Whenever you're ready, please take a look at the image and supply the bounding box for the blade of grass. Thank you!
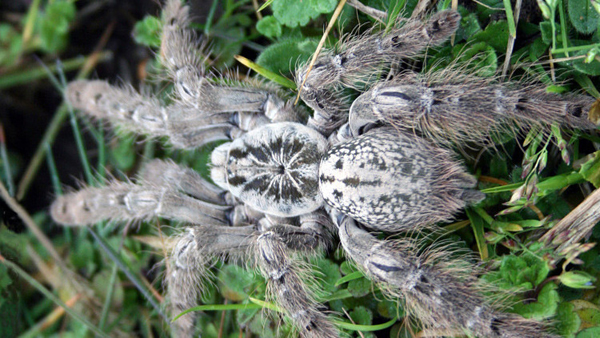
[98,264,119,332]
[320,289,353,302]
[0,255,109,338]
[502,0,517,38]
[257,0,275,12]
[46,142,72,243]
[235,55,296,89]
[173,303,264,321]
[557,0,569,57]
[0,56,101,90]
[574,73,600,98]
[552,43,600,55]
[0,179,70,274]
[17,22,115,200]
[0,124,15,197]
[466,208,489,260]
[501,0,520,77]
[88,228,168,321]
[333,317,396,331]
[335,271,364,286]
[480,172,584,193]
[248,297,283,312]
[203,0,220,36]
[21,0,41,45]
[19,294,82,338]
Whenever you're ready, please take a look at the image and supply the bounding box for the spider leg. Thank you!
[65,79,286,148]
[256,213,338,338]
[50,160,260,227]
[296,10,461,135]
[168,212,337,338]
[338,217,554,338]
[349,70,598,143]
[167,224,257,337]
[64,1,300,150]
[159,0,296,121]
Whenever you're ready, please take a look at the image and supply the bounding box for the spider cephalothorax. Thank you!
[51,1,598,337]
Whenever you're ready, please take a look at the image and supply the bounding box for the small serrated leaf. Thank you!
[513,283,559,319]
[577,327,600,338]
[255,38,319,77]
[579,150,600,188]
[256,16,282,38]
[556,302,581,337]
[309,0,337,13]
[348,277,371,298]
[133,16,162,48]
[272,0,320,28]
[350,305,373,325]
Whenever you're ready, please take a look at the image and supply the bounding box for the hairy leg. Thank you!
[51,160,260,226]
[338,217,555,338]
[296,10,461,135]
[349,69,598,144]
[256,213,338,338]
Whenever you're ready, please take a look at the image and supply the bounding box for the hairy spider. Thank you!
[50,1,598,337]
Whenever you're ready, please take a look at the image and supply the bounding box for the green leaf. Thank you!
[309,0,337,14]
[348,277,371,298]
[350,306,373,325]
[334,316,397,331]
[457,12,481,40]
[577,327,600,338]
[578,308,600,326]
[256,16,282,38]
[556,302,581,337]
[272,0,321,27]
[340,260,358,275]
[311,257,341,294]
[494,253,551,290]
[255,37,319,76]
[579,150,600,188]
[568,0,599,34]
[38,0,76,53]
[133,16,162,48]
[0,24,23,67]
[376,299,404,319]
[530,37,550,61]
[218,265,260,301]
[573,50,600,76]
[452,42,498,77]
[109,133,137,171]
[539,22,553,45]
[513,283,559,319]
[173,302,263,321]
[471,21,509,53]
[70,240,97,274]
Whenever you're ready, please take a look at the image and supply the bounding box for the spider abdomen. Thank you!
[319,128,483,231]
[211,122,328,217]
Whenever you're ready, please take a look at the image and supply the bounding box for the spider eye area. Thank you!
[211,122,328,217]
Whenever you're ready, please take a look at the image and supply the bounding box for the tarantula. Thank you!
[50,1,598,337]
